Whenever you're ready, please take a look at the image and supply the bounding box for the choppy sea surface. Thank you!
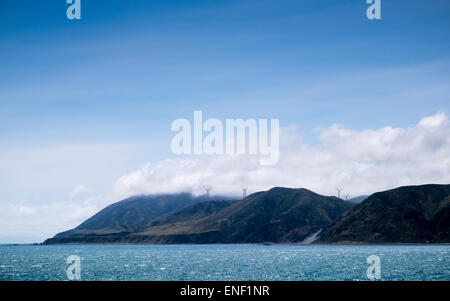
[0,244,448,281]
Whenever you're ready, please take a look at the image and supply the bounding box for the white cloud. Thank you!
[69,184,89,199]
[112,113,450,200]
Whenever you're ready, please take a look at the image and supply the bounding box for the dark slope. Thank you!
[320,184,450,243]
[193,187,355,243]
[47,193,226,241]
[141,199,236,235]
[150,199,235,225]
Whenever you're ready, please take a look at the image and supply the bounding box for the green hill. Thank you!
[44,184,450,244]
[320,184,450,243]
[44,187,353,244]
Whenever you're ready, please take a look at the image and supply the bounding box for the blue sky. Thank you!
[1,0,449,144]
[1,0,450,242]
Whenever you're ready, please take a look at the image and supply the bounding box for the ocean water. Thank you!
[0,244,448,281]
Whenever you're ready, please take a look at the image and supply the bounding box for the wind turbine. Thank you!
[204,186,211,199]
[336,187,343,199]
